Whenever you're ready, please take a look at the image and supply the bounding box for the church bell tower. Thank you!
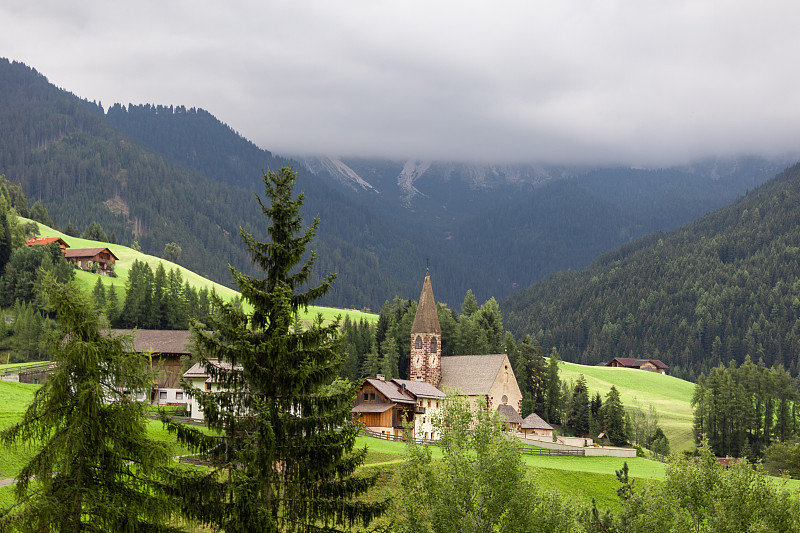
[410,272,442,387]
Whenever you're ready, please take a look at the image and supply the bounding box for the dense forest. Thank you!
[503,163,800,380]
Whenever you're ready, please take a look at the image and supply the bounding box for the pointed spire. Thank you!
[411,273,441,335]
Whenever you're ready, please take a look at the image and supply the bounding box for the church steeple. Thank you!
[410,273,442,387]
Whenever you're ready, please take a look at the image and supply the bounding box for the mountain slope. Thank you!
[503,163,800,379]
[0,59,430,308]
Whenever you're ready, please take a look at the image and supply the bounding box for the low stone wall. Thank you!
[19,370,49,385]
[583,446,637,458]
[518,435,636,457]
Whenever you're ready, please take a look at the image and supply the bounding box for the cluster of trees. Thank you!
[399,394,579,532]
[692,356,798,459]
[2,168,386,531]
[400,395,797,532]
[109,259,217,329]
[583,446,800,532]
[0,175,73,363]
[504,163,800,380]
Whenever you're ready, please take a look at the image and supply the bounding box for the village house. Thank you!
[182,358,242,421]
[64,247,118,274]
[598,357,669,374]
[351,375,446,440]
[520,412,554,439]
[109,329,192,406]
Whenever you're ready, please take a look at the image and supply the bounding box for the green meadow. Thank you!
[558,360,696,452]
[1,380,797,523]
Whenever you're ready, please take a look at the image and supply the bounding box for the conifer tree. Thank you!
[380,336,400,380]
[165,167,386,532]
[601,386,629,446]
[92,276,106,314]
[0,276,182,531]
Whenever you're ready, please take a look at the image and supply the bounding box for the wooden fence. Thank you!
[359,428,585,456]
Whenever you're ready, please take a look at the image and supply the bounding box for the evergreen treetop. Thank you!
[165,166,386,532]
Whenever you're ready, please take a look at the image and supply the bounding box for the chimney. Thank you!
[376,373,385,381]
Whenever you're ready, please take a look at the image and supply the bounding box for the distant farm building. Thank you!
[64,247,118,274]
[598,357,669,374]
[26,237,70,250]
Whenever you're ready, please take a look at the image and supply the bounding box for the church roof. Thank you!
[411,274,441,335]
[496,404,522,424]
[439,354,508,395]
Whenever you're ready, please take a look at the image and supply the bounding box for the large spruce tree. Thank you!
[166,167,386,532]
[0,275,182,531]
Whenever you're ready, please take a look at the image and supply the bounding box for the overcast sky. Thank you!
[2,1,799,165]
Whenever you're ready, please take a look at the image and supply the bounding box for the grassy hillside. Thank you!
[558,360,696,452]
[25,218,378,325]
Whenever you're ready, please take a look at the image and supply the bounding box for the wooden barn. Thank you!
[64,247,118,274]
[109,329,192,406]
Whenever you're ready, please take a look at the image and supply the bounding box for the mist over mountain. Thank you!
[0,57,793,313]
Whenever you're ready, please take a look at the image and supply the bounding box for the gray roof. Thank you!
[351,403,394,414]
[364,378,416,405]
[496,404,522,424]
[110,329,192,355]
[411,274,441,335]
[521,412,553,430]
[440,354,507,395]
[183,358,240,380]
[393,379,446,399]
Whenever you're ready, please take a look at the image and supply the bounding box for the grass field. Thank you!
[24,218,379,325]
[1,380,797,526]
[559,360,696,452]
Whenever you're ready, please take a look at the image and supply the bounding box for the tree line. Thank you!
[693,356,799,459]
[504,162,800,381]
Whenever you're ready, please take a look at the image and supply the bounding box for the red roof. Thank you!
[26,237,69,248]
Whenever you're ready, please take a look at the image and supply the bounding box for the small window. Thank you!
[436,401,439,408]
[176,392,183,400]
[159,391,167,400]
[427,400,431,408]
[205,382,211,392]
[502,395,508,405]
[430,337,437,353]
[415,336,422,350]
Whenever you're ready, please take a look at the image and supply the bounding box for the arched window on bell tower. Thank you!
[415,336,422,350]
[430,337,437,353]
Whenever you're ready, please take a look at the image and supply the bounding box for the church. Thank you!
[351,273,524,439]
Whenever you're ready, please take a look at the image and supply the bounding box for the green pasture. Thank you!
[24,218,379,325]
[558,360,696,452]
